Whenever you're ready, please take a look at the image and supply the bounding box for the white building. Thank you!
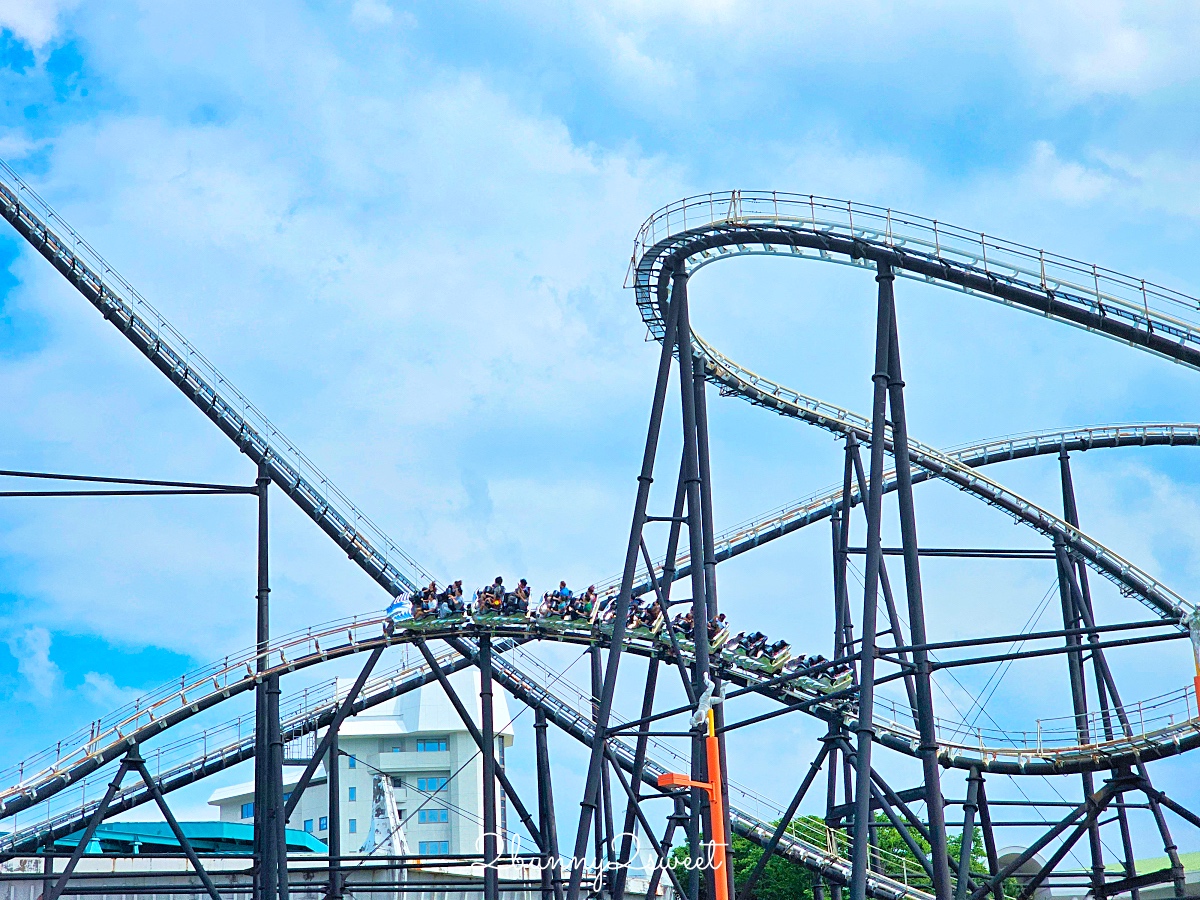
[209,668,514,858]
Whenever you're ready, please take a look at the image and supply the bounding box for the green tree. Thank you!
[669,818,816,900]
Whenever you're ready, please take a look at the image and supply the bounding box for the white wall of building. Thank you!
[208,667,514,858]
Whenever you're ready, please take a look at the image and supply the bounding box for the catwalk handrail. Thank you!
[627,191,1200,356]
[0,636,934,900]
[0,644,470,854]
[596,422,1200,600]
[630,209,1196,621]
[2,612,1197,820]
[0,159,433,597]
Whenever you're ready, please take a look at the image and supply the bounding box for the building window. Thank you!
[391,746,400,753]
[416,739,447,752]
[419,841,449,855]
[240,802,254,819]
[390,776,404,788]
[282,792,292,803]
[348,786,357,802]
[348,819,357,834]
[347,755,357,768]
[416,777,448,792]
[319,817,328,832]
[303,820,313,833]
[417,809,449,824]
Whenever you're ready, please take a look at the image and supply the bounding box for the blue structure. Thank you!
[55,822,326,855]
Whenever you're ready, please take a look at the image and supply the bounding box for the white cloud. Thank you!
[1012,0,1200,98]
[6,626,61,701]
[79,671,141,710]
[0,0,77,49]
[350,0,395,28]
[1024,141,1116,205]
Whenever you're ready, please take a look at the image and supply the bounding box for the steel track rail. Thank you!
[596,422,1200,600]
[0,646,477,855]
[0,161,433,597]
[4,638,934,900]
[2,613,1195,832]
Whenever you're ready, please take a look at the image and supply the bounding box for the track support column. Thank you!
[565,259,683,900]
[882,267,952,900]
[849,262,894,900]
[480,635,500,900]
[328,725,342,900]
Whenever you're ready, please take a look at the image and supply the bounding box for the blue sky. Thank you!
[2,0,1200,866]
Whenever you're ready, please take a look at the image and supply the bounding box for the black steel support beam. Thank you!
[128,748,223,900]
[976,776,1002,900]
[737,743,830,900]
[847,439,918,718]
[612,657,660,900]
[883,279,951,900]
[254,461,276,900]
[412,639,545,852]
[479,635,499,900]
[44,761,130,900]
[694,355,735,900]
[675,262,715,900]
[284,646,385,821]
[534,708,564,900]
[955,770,981,900]
[327,725,341,900]
[564,255,682,900]
[849,260,894,900]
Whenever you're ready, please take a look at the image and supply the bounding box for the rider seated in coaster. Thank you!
[581,585,598,616]
[556,580,573,601]
[708,613,728,640]
[480,576,504,613]
[413,581,437,618]
[536,592,556,618]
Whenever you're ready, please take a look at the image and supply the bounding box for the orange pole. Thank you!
[706,709,729,900]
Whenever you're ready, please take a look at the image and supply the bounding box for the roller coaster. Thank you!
[0,167,1198,900]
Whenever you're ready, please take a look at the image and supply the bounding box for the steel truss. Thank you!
[0,164,1196,900]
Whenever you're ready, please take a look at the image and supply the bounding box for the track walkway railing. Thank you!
[0,642,471,854]
[3,610,1197,828]
[0,160,433,598]
[627,192,1200,359]
[597,422,1200,601]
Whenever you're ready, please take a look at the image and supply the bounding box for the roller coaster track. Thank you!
[1,165,1198,898]
[0,160,432,597]
[1,608,1194,850]
[600,422,1200,601]
[629,192,1197,623]
[0,631,934,900]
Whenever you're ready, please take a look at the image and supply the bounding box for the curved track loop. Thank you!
[600,422,1200,600]
[2,612,1195,839]
[631,201,1195,622]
